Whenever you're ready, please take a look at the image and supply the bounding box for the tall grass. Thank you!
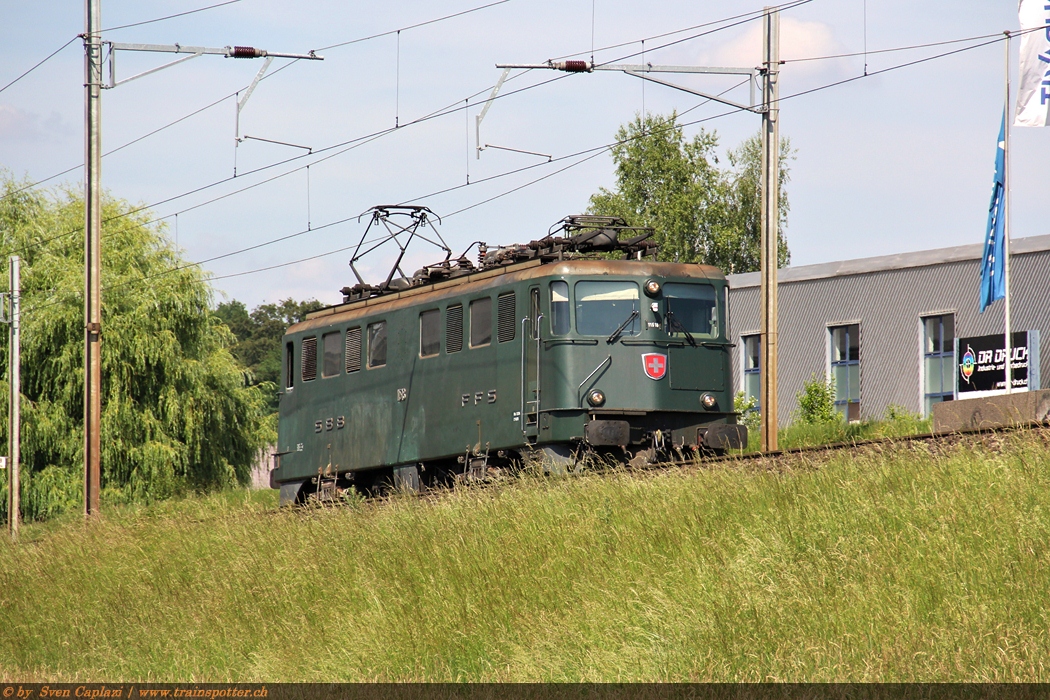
[1,431,1049,681]
[742,410,932,453]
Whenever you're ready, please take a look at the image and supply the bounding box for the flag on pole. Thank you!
[980,112,1006,313]
[1015,0,1050,127]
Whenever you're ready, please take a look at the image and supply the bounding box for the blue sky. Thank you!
[1,1,1046,308]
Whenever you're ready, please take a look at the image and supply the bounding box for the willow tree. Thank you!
[588,112,791,273]
[0,174,271,520]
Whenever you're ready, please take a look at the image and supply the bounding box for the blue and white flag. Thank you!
[980,111,1006,313]
[1015,0,1050,127]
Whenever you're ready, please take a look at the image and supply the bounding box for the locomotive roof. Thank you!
[292,258,725,335]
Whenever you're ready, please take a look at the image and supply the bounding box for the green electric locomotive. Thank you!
[270,209,745,503]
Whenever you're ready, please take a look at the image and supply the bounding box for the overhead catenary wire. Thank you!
[8,0,784,243]
[0,36,78,95]
[99,0,244,32]
[5,29,992,318]
[68,31,1031,299]
[1,0,512,203]
[548,0,810,62]
[313,0,512,51]
[9,5,1024,273]
[4,0,811,244]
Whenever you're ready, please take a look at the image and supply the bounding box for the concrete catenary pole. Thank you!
[84,0,103,516]
[8,256,20,542]
[760,6,780,452]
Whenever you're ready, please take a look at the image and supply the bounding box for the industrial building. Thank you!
[727,234,1050,425]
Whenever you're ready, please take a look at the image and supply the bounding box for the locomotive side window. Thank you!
[550,282,569,336]
[575,281,639,337]
[446,304,464,353]
[420,309,440,357]
[322,331,342,377]
[285,342,294,389]
[497,292,516,343]
[345,327,362,373]
[301,336,317,381]
[470,297,492,348]
[368,321,387,368]
[664,283,718,337]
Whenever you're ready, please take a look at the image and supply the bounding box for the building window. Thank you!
[470,297,492,348]
[322,331,342,378]
[368,321,387,368]
[923,314,955,415]
[420,310,440,358]
[743,335,761,411]
[830,324,860,421]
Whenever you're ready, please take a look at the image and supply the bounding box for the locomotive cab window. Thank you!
[470,297,492,348]
[550,281,569,336]
[575,281,639,337]
[368,321,387,368]
[664,283,718,338]
[420,309,440,357]
[322,331,342,377]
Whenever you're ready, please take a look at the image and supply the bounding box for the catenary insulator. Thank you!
[554,60,592,72]
[230,46,264,58]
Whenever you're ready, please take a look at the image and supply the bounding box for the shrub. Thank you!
[795,374,838,425]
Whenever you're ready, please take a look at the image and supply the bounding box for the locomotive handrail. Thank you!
[577,355,612,408]
[621,339,687,348]
[544,338,598,349]
[535,313,544,418]
[520,316,530,441]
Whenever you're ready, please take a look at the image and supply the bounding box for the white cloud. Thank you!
[697,18,843,73]
[0,104,72,144]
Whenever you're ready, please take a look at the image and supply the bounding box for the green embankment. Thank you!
[2,431,1049,681]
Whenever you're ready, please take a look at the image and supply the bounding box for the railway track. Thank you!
[292,420,1050,509]
[694,419,1050,473]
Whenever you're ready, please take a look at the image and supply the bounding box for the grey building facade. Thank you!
[727,234,1050,425]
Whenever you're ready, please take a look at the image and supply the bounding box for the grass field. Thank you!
[2,430,1049,681]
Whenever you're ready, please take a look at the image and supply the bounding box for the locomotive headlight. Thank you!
[587,389,607,407]
[644,279,661,297]
[701,393,717,409]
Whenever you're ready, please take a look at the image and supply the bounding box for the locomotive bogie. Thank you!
[273,259,745,503]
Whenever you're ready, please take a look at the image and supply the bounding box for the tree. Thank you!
[0,174,272,520]
[588,112,791,273]
[215,297,324,412]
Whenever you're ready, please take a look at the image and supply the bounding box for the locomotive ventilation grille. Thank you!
[301,336,317,381]
[447,304,463,353]
[345,327,362,373]
[497,292,516,343]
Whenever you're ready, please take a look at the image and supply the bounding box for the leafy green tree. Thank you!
[588,112,791,273]
[0,174,272,520]
[215,297,323,412]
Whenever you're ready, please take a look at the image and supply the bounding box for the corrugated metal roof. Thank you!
[728,233,1050,289]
